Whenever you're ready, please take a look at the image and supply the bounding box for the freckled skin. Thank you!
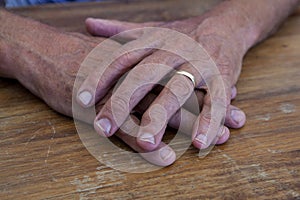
[0,0,298,165]
[0,10,102,121]
[0,10,186,165]
[83,0,299,150]
[0,11,178,165]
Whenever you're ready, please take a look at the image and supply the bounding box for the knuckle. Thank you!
[121,117,139,135]
[95,74,109,90]
[201,112,212,125]
[216,54,236,78]
[119,49,147,67]
[141,112,152,125]
[128,64,158,83]
[203,95,212,106]
[112,52,132,72]
[150,104,167,119]
[110,95,130,116]
[204,89,230,108]
[127,69,144,83]
[121,51,133,65]
[143,105,168,128]
[143,65,159,81]
[198,113,211,133]
[162,89,181,109]
[169,77,193,104]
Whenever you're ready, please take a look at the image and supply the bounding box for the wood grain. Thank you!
[0,0,299,199]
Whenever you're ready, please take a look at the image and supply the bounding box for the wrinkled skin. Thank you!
[0,9,241,166]
[0,10,178,166]
[0,0,298,166]
[80,16,247,151]
[77,0,299,152]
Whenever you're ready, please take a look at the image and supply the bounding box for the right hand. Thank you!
[75,17,247,153]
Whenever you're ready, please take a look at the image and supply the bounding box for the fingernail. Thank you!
[231,87,237,99]
[139,133,155,144]
[96,118,111,136]
[160,148,173,161]
[78,91,92,106]
[195,134,207,146]
[218,127,226,137]
[231,109,244,124]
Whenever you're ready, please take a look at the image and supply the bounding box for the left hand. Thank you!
[77,16,247,151]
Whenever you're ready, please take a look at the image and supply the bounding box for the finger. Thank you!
[135,61,206,151]
[134,90,200,137]
[94,51,185,137]
[77,31,165,108]
[182,89,205,115]
[168,108,231,146]
[193,124,230,149]
[231,86,237,100]
[116,115,176,166]
[85,18,164,39]
[94,96,177,166]
[132,91,239,148]
[135,90,245,133]
[167,105,244,146]
[77,47,155,107]
[225,104,246,129]
[92,81,241,152]
[192,82,231,149]
[215,126,230,145]
[94,87,196,136]
[139,143,176,166]
[134,89,204,115]
[136,65,196,151]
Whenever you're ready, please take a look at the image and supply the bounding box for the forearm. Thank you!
[0,10,61,81]
[189,0,299,55]
[0,9,97,115]
[0,9,86,78]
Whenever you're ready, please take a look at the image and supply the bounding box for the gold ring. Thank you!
[176,70,196,87]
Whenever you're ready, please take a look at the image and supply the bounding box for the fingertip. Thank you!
[85,18,96,35]
[140,145,176,167]
[85,18,108,36]
[159,146,176,166]
[229,107,246,128]
[137,136,159,152]
[85,18,120,37]
[216,126,230,145]
[192,125,230,149]
[85,17,95,24]
[231,86,237,100]
[192,134,210,150]
[94,117,112,137]
[77,90,93,108]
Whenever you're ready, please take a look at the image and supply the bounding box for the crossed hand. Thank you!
[75,17,246,166]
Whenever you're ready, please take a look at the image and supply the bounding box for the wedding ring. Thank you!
[176,70,196,87]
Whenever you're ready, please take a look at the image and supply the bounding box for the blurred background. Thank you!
[2,0,111,8]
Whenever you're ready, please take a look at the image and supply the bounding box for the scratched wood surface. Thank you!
[0,0,300,199]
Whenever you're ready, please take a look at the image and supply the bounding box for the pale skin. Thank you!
[77,0,299,150]
[0,9,232,166]
[0,0,298,166]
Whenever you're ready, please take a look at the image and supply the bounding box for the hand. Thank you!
[77,16,247,152]
[0,10,178,166]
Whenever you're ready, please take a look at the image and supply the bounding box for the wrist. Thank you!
[188,10,258,58]
[189,0,299,55]
[182,12,250,85]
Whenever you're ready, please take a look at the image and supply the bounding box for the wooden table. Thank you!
[1,0,299,199]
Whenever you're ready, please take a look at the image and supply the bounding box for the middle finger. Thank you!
[94,50,185,137]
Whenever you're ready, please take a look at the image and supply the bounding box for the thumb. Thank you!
[85,18,163,39]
